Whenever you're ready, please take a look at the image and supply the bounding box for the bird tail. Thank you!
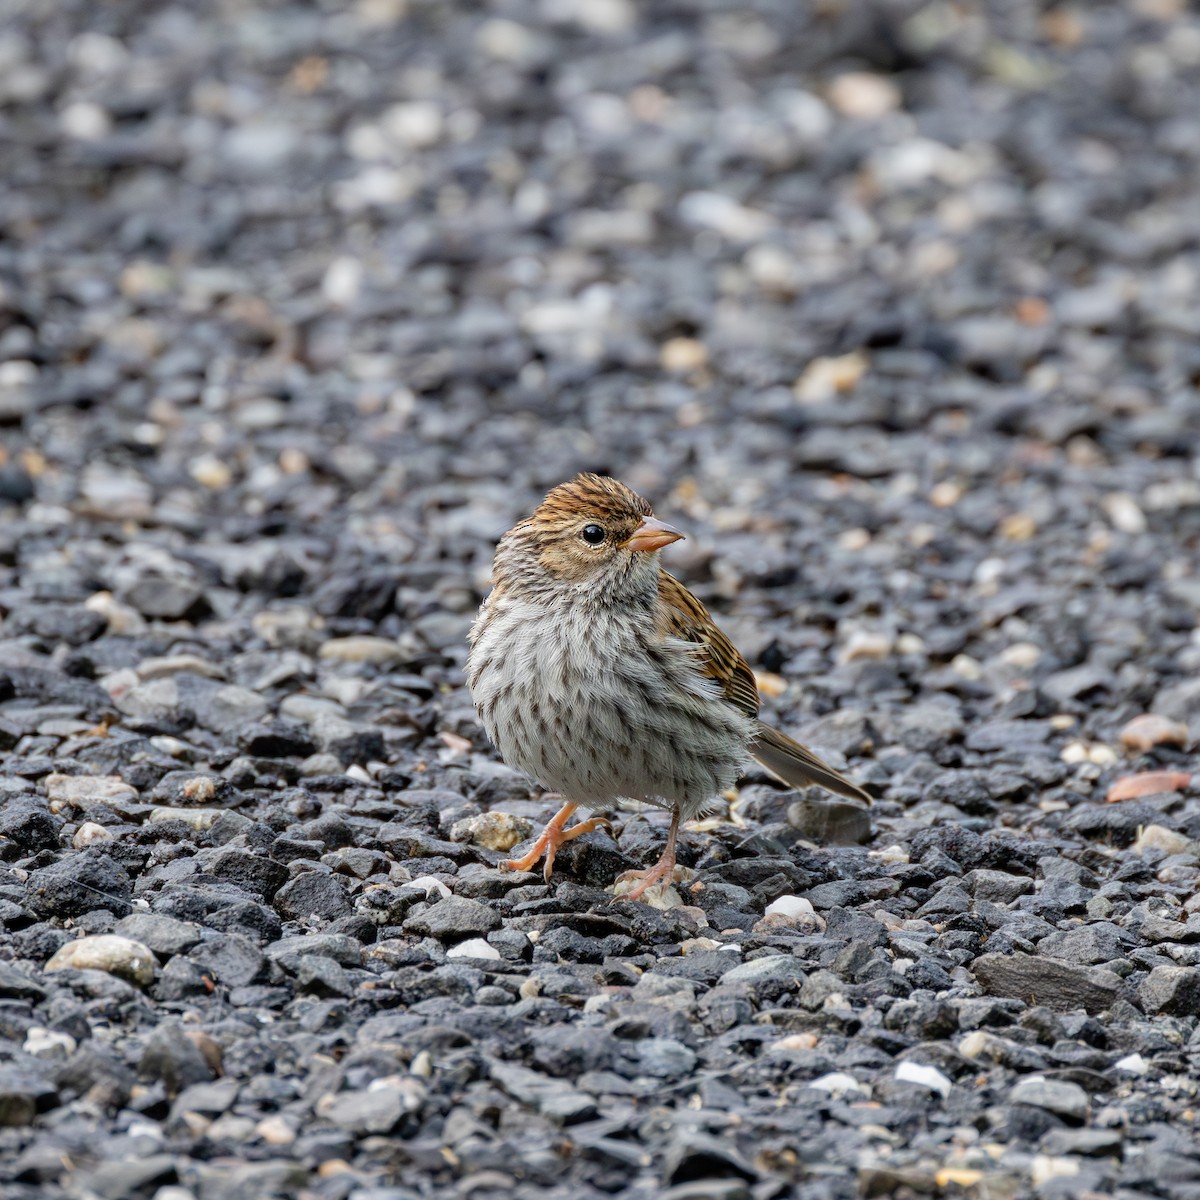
[749,722,871,806]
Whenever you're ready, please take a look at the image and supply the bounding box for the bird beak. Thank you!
[624,516,685,553]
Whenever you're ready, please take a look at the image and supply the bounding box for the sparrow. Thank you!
[466,473,870,901]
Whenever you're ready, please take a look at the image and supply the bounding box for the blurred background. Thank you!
[3,8,1200,1193]
[2,0,1199,729]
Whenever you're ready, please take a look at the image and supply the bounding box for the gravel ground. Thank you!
[2,1,1200,1197]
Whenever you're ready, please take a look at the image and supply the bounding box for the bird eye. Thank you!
[580,524,606,545]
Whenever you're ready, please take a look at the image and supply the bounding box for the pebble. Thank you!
[148,807,223,830]
[445,938,501,960]
[1107,771,1192,802]
[660,338,709,374]
[1132,825,1192,856]
[73,821,113,848]
[1114,1054,1148,1075]
[1138,965,1200,1016]
[794,353,868,404]
[894,1062,952,1097]
[827,72,901,118]
[449,811,533,852]
[0,2,1198,1195]
[1030,1156,1081,1186]
[1010,1077,1090,1122]
[809,1072,867,1097]
[317,637,405,665]
[22,1028,76,1061]
[44,773,138,810]
[317,1079,423,1135]
[764,895,814,919]
[45,935,157,987]
[402,895,502,939]
[971,953,1123,1015]
[1119,714,1189,753]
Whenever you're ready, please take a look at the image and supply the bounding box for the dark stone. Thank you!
[0,800,62,852]
[187,932,266,988]
[1038,923,1131,966]
[54,1044,134,1109]
[787,797,871,843]
[0,466,35,503]
[207,848,289,899]
[0,962,45,1002]
[925,770,994,815]
[295,953,356,997]
[26,850,132,918]
[1139,965,1200,1016]
[124,577,211,621]
[139,1022,217,1096]
[0,669,114,718]
[155,956,213,1001]
[89,1156,178,1200]
[0,1068,58,1126]
[114,912,203,957]
[238,720,317,758]
[266,933,364,971]
[972,953,1125,1015]
[205,900,284,943]
[273,871,353,922]
[663,1136,757,1186]
[5,605,107,646]
[403,895,502,940]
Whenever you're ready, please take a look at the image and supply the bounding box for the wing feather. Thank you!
[655,570,870,805]
[656,572,761,718]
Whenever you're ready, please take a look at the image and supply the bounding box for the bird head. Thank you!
[494,473,684,602]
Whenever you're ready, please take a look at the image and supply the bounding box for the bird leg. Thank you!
[501,800,610,882]
[614,809,681,902]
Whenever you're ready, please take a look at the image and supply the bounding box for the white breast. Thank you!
[467,593,754,814]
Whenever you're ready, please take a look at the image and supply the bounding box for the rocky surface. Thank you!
[1,1,1200,1198]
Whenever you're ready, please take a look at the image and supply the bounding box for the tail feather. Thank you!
[750,722,871,806]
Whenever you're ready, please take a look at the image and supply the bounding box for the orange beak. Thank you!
[625,515,685,553]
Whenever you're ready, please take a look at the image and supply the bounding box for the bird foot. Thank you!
[501,802,611,882]
[612,852,680,903]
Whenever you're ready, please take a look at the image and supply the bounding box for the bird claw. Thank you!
[611,859,680,903]
[500,807,610,882]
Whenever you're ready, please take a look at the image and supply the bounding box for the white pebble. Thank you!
[404,876,452,899]
[1114,1053,1148,1074]
[765,895,814,919]
[59,100,111,140]
[322,257,363,307]
[382,101,443,148]
[838,629,893,664]
[808,1072,866,1097]
[1132,825,1192,857]
[23,1027,77,1060]
[1103,492,1148,535]
[827,72,901,118]
[678,191,775,241]
[73,821,113,849]
[1030,1156,1080,1186]
[894,1061,952,1097]
[45,935,157,987]
[446,938,500,961]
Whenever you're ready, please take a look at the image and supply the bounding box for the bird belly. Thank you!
[468,600,753,813]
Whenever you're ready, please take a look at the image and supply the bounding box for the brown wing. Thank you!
[656,571,761,718]
[657,571,872,806]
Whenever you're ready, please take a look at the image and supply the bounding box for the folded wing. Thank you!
[657,570,870,806]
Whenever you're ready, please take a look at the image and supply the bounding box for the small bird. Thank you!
[467,474,870,901]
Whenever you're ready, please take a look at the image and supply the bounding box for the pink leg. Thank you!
[501,801,610,882]
[614,809,681,902]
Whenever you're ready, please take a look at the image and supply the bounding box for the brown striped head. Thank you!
[494,473,684,598]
